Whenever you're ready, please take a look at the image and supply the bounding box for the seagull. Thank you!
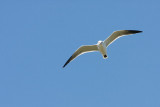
[63,30,142,68]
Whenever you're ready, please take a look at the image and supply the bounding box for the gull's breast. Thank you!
[98,44,106,55]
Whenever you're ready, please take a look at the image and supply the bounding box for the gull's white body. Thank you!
[63,30,142,68]
[97,41,107,58]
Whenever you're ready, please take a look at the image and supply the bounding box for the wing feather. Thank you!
[63,45,98,68]
[104,30,142,47]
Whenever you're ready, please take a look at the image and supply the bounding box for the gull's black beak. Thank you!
[104,55,107,58]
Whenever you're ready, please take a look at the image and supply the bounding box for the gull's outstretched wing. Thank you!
[104,30,142,47]
[63,45,98,68]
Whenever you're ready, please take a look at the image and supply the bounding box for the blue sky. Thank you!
[0,0,160,107]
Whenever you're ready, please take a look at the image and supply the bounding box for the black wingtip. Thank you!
[63,63,67,68]
[62,65,65,68]
[127,30,143,33]
[62,56,73,68]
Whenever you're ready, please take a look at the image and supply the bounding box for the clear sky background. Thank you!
[0,0,159,107]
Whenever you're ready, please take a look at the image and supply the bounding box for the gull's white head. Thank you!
[97,40,103,44]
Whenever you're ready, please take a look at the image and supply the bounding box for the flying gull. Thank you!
[63,30,142,68]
